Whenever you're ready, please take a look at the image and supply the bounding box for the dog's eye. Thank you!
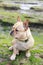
[16,29,18,31]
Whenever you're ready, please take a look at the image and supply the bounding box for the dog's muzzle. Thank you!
[10,30,14,36]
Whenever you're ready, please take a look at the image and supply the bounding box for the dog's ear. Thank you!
[23,19,29,31]
[17,16,21,22]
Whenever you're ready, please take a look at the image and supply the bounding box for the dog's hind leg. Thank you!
[9,46,13,50]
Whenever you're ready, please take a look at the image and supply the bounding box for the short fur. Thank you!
[9,16,34,60]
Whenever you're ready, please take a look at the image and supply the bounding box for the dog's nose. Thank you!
[10,30,14,35]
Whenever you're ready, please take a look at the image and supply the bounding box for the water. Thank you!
[3,1,42,10]
[20,3,41,10]
[19,2,43,14]
[3,1,43,15]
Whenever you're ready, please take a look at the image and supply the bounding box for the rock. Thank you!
[3,6,20,10]
[0,58,7,63]
[6,63,11,65]
[38,44,43,47]
[20,58,26,65]
[35,53,40,58]
[35,53,43,59]
[0,15,4,19]
[39,54,43,59]
[6,62,11,65]
[3,44,7,47]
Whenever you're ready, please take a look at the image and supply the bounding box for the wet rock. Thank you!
[30,7,43,12]
[3,6,20,10]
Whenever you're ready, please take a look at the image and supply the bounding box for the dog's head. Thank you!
[10,16,29,40]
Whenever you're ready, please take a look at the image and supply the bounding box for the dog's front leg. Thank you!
[10,44,19,60]
[26,50,31,58]
[10,48,17,60]
[9,39,16,51]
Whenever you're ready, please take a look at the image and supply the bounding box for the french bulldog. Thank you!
[9,16,34,60]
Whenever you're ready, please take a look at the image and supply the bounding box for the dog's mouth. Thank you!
[10,30,14,36]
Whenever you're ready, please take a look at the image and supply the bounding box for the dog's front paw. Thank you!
[26,52,31,58]
[10,54,16,60]
[9,46,13,50]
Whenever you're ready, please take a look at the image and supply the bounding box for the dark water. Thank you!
[0,21,43,37]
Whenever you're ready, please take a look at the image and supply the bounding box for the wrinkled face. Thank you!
[10,16,29,39]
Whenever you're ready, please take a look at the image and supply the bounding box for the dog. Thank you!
[9,16,34,60]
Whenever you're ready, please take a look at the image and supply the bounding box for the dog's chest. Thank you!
[16,39,29,50]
